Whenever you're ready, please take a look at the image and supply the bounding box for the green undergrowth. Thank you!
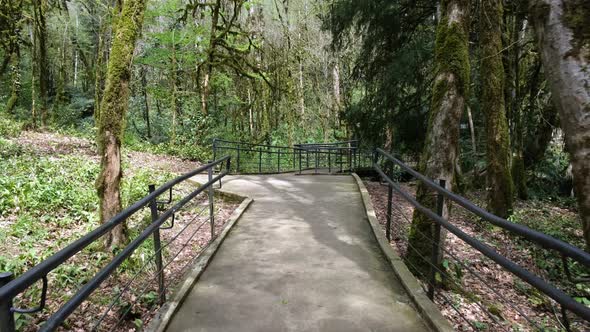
[0,137,184,329]
[508,202,590,301]
[466,193,590,310]
[124,134,210,162]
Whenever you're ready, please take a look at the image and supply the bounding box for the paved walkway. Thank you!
[167,175,429,332]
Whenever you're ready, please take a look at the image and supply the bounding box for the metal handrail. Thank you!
[375,148,590,267]
[213,138,292,150]
[373,148,590,323]
[0,156,231,331]
[213,138,364,175]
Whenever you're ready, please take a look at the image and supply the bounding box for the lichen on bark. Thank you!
[405,0,471,279]
[480,0,514,218]
[531,0,590,250]
[96,0,147,249]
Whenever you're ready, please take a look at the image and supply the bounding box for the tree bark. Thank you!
[530,0,590,250]
[33,0,49,126]
[170,31,178,143]
[201,0,221,116]
[96,0,147,249]
[141,67,151,139]
[480,0,514,218]
[504,5,527,199]
[406,0,471,278]
[6,50,20,114]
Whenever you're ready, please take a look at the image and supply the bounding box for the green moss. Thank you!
[480,0,514,218]
[97,0,147,152]
[432,15,470,100]
[406,0,472,278]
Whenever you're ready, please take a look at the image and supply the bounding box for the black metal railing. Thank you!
[212,138,373,175]
[373,148,590,331]
[0,157,231,331]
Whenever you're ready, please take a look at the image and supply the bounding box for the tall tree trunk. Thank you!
[248,87,254,136]
[332,62,341,128]
[170,32,178,143]
[33,0,49,126]
[480,0,514,218]
[406,0,471,278]
[6,50,20,114]
[201,0,221,116]
[30,25,37,128]
[530,0,590,250]
[95,1,119,121]
[96,0,147,249]
[141,67,151,139]
[504,5,527,199]
[298,54,305,116]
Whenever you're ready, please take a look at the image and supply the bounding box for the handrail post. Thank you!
[306,150,309,169]
[236,145,241,174]
[386,163,393,241]
[315,148,319,174]
[428,179,445,300]
[148,185,166,306]
[277,148,281,173]
[212,138,217,162]
[258,148,262,174]
[328,148,332,173]
[0,272,15,332]
[208,164,215,238]
[299,148,302,175]
[348,148,352,173]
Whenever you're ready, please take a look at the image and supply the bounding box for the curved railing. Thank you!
[212,138,373,174]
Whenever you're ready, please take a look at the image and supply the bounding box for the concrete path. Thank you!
[166,174,429,332]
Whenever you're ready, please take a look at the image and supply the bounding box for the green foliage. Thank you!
[327,0,435,153]
[527,142,574,202]
[508,203,589,300]
[0,110,22,137]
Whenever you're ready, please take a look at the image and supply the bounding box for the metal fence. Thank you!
[373,148,590,331]
[0,157,231,332]
[212,138,373,175]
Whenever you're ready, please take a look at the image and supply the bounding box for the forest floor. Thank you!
[0,129,239,331]
[364,180,589,332]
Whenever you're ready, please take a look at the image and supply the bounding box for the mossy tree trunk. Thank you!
[480,0,514,218]
[200,0,221,117]
[6,49,20,114]
[531,0,590,250]
[33,0,49,127]
[406,0,471,278]
[504,4,528,200]
[96,0,147,249]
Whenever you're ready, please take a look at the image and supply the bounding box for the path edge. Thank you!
[144,194,253,332]
[352,173,454,332]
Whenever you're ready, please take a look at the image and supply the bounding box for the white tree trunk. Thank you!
[532,0,590,249]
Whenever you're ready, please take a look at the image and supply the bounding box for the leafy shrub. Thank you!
[0,112,22,138]
[527,143,572,201]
